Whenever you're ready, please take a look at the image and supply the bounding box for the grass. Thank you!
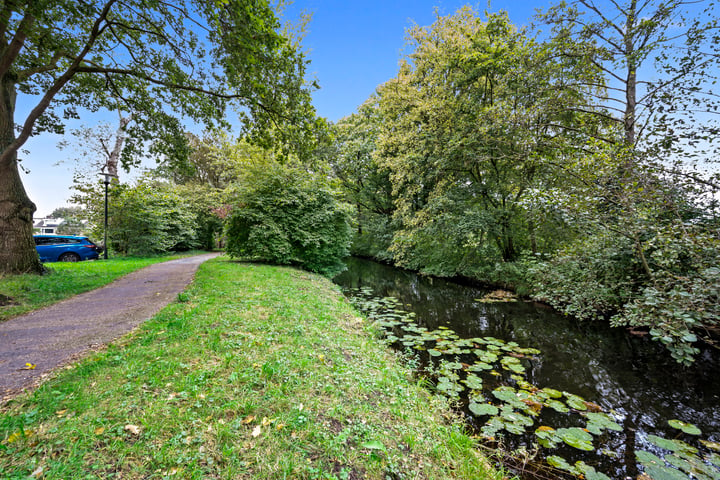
[0,251,209,322]
[0,258,504,479]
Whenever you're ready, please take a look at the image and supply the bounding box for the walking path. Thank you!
[0,253,221,400]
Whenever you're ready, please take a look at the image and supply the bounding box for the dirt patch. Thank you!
[0,294,17,306]
[0,253,221,402]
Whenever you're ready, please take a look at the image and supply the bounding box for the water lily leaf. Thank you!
[546,455,573,472]
[474,350,499,363]
[565,393,588,410]
[643,464,691,480]
[636,450,664,467]
[647,435,698,454]
[668,419,702,435]
[469,402,499,416]
[462,374,483,390]
[481,416,505,438]
[557,427,594,451]
[701,441,720,453]
[500,410,534,427]
[427,349,442,357]
[443,361,464,370]
[503,421,526,435]
[492,386,527,409]
[575,461,612,480]
[535,426,561,448]
[585,412,623,434]
[468,362,493,372]
[665,454,694,474]
[539,388,563,399]
[545,399,570,413]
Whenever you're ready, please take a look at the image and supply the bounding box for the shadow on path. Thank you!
[0,253,221,400]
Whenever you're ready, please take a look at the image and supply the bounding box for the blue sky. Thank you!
[20,1,549,217]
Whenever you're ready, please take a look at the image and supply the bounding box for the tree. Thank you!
[0,0,316,273]
[534,0,720,363]
[331,99,396,260]
[225,161,353,275]
[373,8,603,274]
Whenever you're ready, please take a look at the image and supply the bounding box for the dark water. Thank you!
[333,257,720,479]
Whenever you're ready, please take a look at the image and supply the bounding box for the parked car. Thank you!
[34,235,102,262]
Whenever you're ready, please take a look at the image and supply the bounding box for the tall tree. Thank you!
[0,0,316,273]
[374,8,603,271]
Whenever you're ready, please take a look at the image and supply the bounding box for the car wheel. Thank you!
[59,253,81,262]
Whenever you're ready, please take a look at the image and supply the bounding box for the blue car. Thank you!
[34,235,102,262]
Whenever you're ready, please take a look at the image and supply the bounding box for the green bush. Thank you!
[108,181,199,254]
[225,163,353,275]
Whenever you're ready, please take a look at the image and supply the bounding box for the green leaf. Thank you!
[546,455,573,472]
[361,440,386,451]
[668,419,702,435]
[557,427,594,451]
[469,402,499,416]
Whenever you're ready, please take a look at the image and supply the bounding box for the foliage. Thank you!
[106,181,200,254]
[371,7,603,274]
[331,101,396,260]
[225,162,354,275]
[0,0,318,274]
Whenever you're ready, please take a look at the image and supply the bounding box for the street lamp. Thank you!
[99,172,116,260]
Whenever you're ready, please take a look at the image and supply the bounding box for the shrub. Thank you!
[225,163,353,275]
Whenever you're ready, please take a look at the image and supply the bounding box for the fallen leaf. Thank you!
[55,409,67,417]
[29,466,44,478]
[251,425,262,437]
[21,363,36,370]
[94,427,105,435]
[124,424,141,435]
[262,417,272,427]
[6,430,35,443]
[242,415,256,425]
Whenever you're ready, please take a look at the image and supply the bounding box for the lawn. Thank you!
[0,258,503,479]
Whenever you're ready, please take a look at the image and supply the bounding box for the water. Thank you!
[333,257,720,479]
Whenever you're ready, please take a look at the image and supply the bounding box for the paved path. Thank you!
[0,253,221,400]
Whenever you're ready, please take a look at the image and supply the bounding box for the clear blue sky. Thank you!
[20,1,548,217]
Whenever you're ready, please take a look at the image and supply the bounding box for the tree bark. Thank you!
[0,74,43,274]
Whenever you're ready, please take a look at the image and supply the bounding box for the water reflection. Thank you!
[334,257,720,477]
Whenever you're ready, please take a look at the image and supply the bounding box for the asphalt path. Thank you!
[0,252,221,401]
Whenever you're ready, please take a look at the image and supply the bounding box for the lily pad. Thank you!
[469,402,499,416]
[468,362,493,372]
[545,399,570,413]
[557,427,594,451]
[647,435,698,455]
[564,392,588,411]
[535,426,561,448]
[701,440,720,452]
[575,461,612,480]
[539,388,563,399]
[668,419,702,435]
[585,412,623,434]
[462,374,483,390]
[546,455,573,472]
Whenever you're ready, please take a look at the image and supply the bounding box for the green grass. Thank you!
[0,251,209,321]
[0,258,504,479]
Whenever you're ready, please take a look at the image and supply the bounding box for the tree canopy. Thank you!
[0,0,318,273]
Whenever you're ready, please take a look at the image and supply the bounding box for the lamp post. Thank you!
[100,172,115,260]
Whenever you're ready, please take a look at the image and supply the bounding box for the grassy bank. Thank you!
[0,252,208,322]
[0,258,502,479]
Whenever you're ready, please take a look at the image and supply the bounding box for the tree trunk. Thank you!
[0,74,43,274]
